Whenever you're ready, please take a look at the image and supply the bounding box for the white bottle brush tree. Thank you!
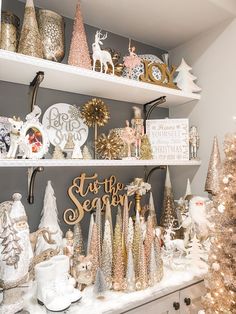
[35,181,63,255]
[174,58,201,93]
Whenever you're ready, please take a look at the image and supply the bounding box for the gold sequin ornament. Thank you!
[80,98,110,127]
[96,131,123,160]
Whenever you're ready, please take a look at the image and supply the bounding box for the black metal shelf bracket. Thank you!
[29,71,44,112]
[28,167,44,204]
[144,165,166,182]
[143,96,166,133]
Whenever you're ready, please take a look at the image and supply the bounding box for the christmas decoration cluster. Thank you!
[82,197,164,296]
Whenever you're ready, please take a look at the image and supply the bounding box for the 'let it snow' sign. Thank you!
[146,118,189,161]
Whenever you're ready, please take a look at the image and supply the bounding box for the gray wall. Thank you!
[1,0,168,237]
[169,18,235,198]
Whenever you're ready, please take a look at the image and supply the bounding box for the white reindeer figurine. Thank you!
[92,30,114,75]
[163,225,186,258]
[7,117,23,158]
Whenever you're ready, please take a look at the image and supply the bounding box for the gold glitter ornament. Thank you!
[18,0,43,58]
[80,98,110,127]
[96,131,123,160]
[205,136,221,195]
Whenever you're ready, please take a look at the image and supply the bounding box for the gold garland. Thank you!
[80,98,110,127]
[96,131,123,160]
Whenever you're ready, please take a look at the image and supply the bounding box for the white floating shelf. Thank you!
[0,50,200,107]
[0,159,201,168]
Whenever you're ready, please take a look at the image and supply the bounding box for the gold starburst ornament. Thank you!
[80,98,110,127]
[96,131,124,160]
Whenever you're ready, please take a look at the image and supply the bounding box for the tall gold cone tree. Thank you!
[101,220,113,289]
[68,0,91,69]
[105,200,113,241]
[137,242,148,290]
[144,215,154,274]
[95,199,102,266]
[18,0,43,58]
[122,195,129,248]
[205,136,221,195]
[89,223,100,280]
[149,192,158,228]
[132,211,141,279]
[160,167,178,230]
[203,134,236,313]
[113,219,125,291]
[73,222,84,256]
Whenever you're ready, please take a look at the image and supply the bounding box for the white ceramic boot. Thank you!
[35,260,71,312]
[51,255,82,303]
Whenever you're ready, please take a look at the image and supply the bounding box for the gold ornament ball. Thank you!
[96,132,123,160]
[80,98,110,127]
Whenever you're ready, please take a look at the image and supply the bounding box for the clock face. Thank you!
[42,103,89,149]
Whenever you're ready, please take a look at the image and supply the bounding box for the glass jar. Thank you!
[0,11,20,52]
[37,9,65,62]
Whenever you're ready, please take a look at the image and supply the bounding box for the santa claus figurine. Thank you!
[0,193,33,314]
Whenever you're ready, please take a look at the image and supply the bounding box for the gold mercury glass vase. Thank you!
[37,9,65,62]
[18,0,43,58]
[0,11,20,52]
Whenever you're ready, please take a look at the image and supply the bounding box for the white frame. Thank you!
[20,120,50,159]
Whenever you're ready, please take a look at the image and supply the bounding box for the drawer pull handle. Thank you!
[173,302,180,310]
[184,298,191,306]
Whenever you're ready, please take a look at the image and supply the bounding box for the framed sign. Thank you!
[42,103,89,149]
[146,118,189,161]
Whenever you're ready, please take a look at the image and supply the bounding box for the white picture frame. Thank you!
[146,118,189,161]
[20,120,50,159]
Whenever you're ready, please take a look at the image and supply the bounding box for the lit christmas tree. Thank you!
[202,134,236,313]
[35,181,63,255]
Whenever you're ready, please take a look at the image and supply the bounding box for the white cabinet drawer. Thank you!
[180,281,206,314]
[123,291,180,314]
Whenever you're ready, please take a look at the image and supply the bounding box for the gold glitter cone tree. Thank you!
[132,211,142,279]
[105,200,113,241]
[140,134,153,160]
[68,0,91,69]
[101,220,113,289]
[154,235,164,282]
[160,167,179,230]
[205,136,221,195]
[73,222,84,256]
[144,215,154,274]
[113,219,125,291]
[136,242,148,290]
[122,195,129,247]
[202,134,236,313]
[89,223,100,280]
[18,0,43,58]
